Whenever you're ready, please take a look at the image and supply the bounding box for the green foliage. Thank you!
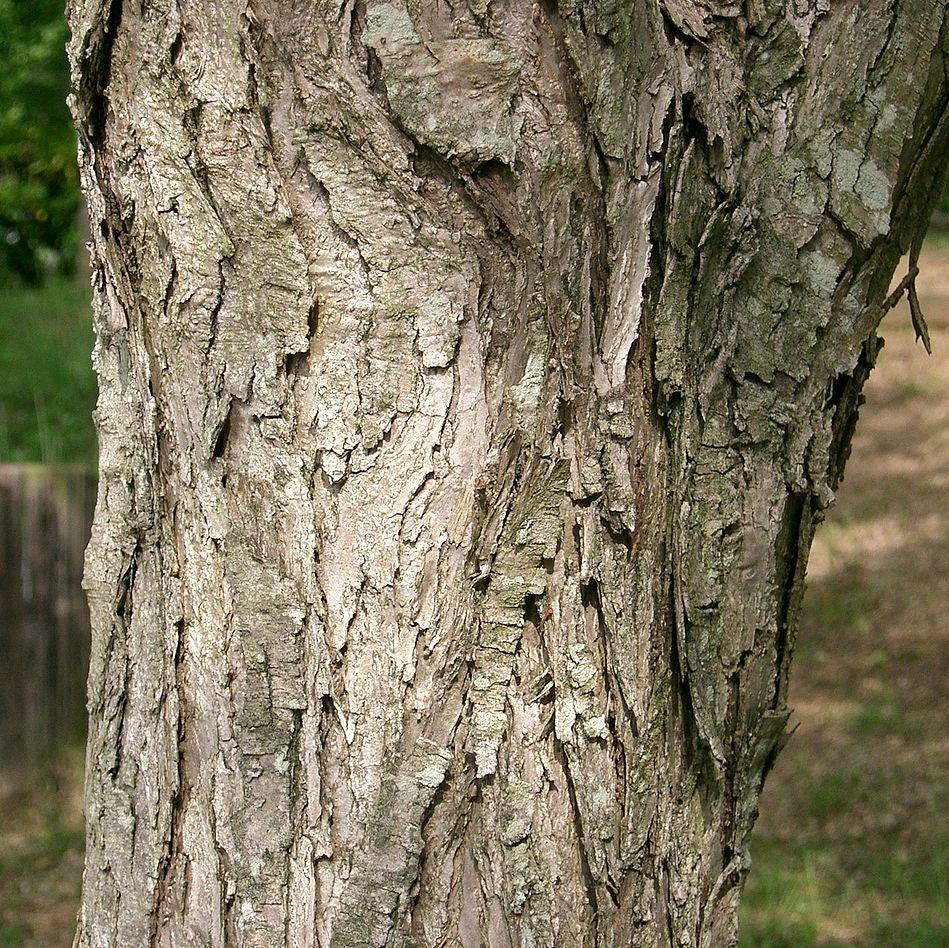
[0,0,79,284]
[0,278,95,464]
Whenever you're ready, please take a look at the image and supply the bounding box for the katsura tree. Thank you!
[67,0,948,945]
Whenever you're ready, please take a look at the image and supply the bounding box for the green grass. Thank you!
[802,566,881,635]
[848,695,906,738]
[895,379,927,401]
[0,820,83,945]
[0,278,96,465]
[0,754,85,948]
[924,227,949,250]
[742,697,947,946]
[0,922,30,948]
[742,834,949,947]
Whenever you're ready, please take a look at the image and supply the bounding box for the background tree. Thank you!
[0,0,79,284]
[67,1,948,946]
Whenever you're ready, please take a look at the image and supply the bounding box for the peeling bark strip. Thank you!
[67,0,947,945]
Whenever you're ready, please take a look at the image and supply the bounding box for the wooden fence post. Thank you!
[0,464,95,784]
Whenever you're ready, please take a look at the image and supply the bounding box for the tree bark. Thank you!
[67,1,948,945]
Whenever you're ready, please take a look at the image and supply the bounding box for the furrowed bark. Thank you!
[67,1,948,945]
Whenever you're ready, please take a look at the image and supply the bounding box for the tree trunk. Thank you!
[67,1,948,945]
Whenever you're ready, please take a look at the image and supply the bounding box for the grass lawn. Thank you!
[0,749,84,948]
[0,278,95,465]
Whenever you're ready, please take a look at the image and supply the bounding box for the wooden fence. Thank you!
[0,464,95,784]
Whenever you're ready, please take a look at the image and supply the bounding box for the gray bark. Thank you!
[67,1,948,945]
